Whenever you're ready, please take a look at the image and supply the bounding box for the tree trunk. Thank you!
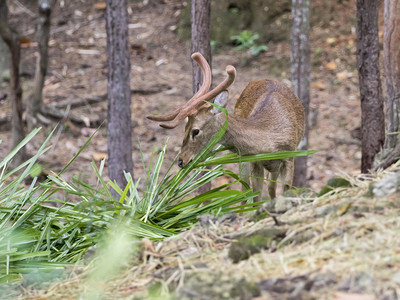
[191,0,211,195]
[383,0,400,152]
[290,0,310,187]
[0,0,25,165]
[105,0,134,193]
[0,35,9,84]
[191,0,211,93]
[27,0,54,131]
[356,0,385,173]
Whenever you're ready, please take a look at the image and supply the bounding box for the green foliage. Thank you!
[0,108,315,287]
[82,223,139,299]
[318,177,351,196]
[230,30,268,56]
[228,228,286,263]
[29,163,42,178]
[0,119,255,286]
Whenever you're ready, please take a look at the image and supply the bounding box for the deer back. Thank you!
[233,79,305,148]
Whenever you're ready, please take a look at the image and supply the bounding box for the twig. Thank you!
[327,136,361,146]
[41,104,102,126]
[12,0,35,17]
[52,84,171,109]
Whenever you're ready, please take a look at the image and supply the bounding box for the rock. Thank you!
[228,228,286,263]
[197,214,217,226]
[312,272,338,289]
[338,273,374,293]
[176,271,260,300]
[274,196,296,213]
[255,196,300,218]
[258,272,333,297]
[315,205,337,217]
[372,173,400,198]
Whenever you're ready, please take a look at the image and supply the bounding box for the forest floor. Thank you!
[2,0,398,299]
[0,0,364,193]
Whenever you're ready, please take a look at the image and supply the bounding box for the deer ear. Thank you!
[211,91,229,114]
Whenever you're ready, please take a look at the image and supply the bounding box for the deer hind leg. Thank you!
[251,162,264,202]
[263,160,282,199]
[280,158,294,192]
[267,170,279,199]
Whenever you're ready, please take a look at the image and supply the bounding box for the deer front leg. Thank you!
[239,162,251,192]
[267,171,279,199]
[252,162,264,201]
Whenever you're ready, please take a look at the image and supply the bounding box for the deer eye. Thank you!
[192,129,200,138]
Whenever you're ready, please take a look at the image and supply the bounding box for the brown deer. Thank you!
[147,53,305,200]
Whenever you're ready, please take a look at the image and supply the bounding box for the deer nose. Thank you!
[178,158,184,168]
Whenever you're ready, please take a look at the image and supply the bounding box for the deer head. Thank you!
[147,52,236,167]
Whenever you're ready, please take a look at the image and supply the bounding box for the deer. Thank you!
[147,52,305,200]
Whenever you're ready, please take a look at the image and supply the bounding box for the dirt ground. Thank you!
[0,0,363,193]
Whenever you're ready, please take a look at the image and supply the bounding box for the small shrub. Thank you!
[230,30,268,56]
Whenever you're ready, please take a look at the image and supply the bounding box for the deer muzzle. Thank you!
[177,156,193,168]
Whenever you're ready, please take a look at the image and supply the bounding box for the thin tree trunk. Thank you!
[356,0,385,173]
[0,0,25,165]
[191,0,211,195]
[191,0,211,93]
[383,0,400,151]
[0,35,9,84]
[105,0,134,193]
[27,0,54,131]
[290,0,310,187]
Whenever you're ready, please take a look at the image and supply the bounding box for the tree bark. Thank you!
[290,0,310,187]
[0,34,9,84]
[105,0,134,193]
[356,0,385,173]
[27,0,54,131]
[383,0,400,151]
[191,0,211,195]
[191,0,211,93]
[0,0,25,165]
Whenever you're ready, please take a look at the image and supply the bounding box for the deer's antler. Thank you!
[147,52,211,122]
[159,65,236,129]
[147,53,236,129]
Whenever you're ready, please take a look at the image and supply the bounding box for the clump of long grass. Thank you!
[0,107,314,288]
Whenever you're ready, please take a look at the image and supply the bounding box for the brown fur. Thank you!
[180,79,305,200]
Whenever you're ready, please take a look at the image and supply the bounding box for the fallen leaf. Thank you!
[311,81,326,90]
[336,71,348,81]
[20,37,31,45]
[337,202,351,215]
[326,61,337,71]
[81,127,97,137]
[326,37,336,44]
[20,37,32,48]
[93,2,106,10]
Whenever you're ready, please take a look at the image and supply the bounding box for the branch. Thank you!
[374,144,400,171]
[52,84,171,109]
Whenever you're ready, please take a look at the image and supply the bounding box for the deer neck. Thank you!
[216,114,262,155]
